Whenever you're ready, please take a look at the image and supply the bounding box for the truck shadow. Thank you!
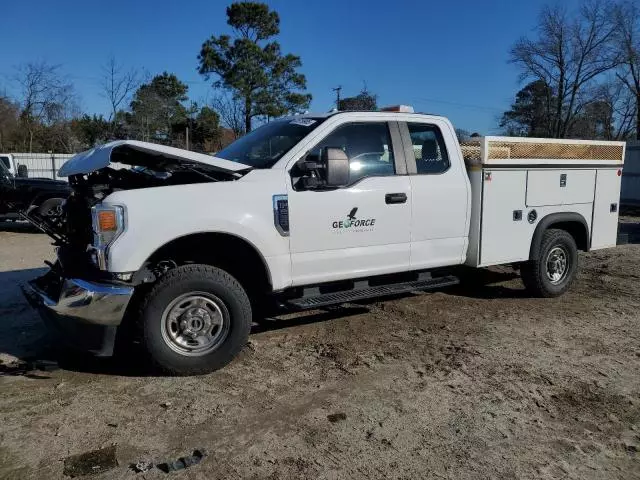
[0,267,134,378]
[618,220,640,245]
[257,269,527,335]
[0,267,61,378]
[0,266,371,377]
[447,268,528,299]
[0,267,525,378]
[253,305,371,333]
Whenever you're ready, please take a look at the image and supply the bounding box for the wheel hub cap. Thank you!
[180,307,210,336]
[546,247,568,285]
[45,204,62,217]
[161,293,229,356]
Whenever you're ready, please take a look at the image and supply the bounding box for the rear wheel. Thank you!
[521,229,578,298]
[137,264,251,375]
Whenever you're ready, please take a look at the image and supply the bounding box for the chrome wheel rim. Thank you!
[43,201,63,217]
[160,292,229,356]
[546,246,569,285]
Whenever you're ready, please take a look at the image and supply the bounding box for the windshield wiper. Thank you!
[184,166,219,182]
[179,163,248,181]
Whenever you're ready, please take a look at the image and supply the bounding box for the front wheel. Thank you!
[136,264,252,375]
[521,229,578,298]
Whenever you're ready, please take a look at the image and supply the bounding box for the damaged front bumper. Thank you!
[21,270,134,356]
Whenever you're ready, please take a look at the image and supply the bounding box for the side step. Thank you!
[287,274,459,310]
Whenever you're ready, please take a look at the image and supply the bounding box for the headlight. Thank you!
[91,205,125,269]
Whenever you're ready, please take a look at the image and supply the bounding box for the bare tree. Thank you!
[568,81,634,140]
[602,80,637,139]
[614,1,640,139]
[510,1,620,138]
[211,92,245,139]
[0,95,20,151]
[101,55,139,122]
[14,61,76,151]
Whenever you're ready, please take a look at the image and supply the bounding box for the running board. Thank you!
[286,274,459,310]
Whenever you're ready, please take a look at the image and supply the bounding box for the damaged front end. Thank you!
[22,270,134,355]
[22,140,250,355]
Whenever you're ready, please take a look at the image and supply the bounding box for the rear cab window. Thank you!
[406,123,450,174]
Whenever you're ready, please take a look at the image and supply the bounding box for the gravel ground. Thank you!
[0,219,639,479]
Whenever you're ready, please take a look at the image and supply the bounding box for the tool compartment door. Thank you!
[480,169,531,265]
[526,170,595,207]
[591,169,622,249]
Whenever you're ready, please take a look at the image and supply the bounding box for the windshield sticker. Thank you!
[290,118,317,127]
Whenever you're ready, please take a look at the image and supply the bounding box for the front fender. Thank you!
[102,173,291,288]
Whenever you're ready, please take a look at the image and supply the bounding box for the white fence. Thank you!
[11,153,75,180]
[622,141,640,207]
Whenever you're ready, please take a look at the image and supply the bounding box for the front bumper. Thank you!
[21,270,134,356]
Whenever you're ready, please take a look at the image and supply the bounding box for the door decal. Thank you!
[332,207,376,231]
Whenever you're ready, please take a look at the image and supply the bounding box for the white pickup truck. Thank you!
[0,153,26,178]
[23,107,626,375]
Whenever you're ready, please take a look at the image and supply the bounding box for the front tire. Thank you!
[521,229,578,298]
[36,197,65,218]
[137,264,251,375]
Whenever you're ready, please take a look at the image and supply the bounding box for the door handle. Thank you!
[385,192,407,204]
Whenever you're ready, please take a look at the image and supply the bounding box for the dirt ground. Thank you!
[0,219,639,480]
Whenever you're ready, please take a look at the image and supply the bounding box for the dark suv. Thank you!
[0,160,71,220]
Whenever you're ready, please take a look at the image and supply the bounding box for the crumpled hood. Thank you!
[58,140,250,177]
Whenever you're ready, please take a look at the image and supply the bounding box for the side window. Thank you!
[0,157,10,170]
[407,123,450,174]
[312,122,395,183]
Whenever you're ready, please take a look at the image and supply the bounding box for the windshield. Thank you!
[0,160,10,182]
[215,118,325,168]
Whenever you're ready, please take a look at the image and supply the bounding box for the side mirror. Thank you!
[17,164,28,178]
[322,147,349,187]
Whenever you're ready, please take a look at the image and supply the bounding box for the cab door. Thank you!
[286,121,411,286]
[399,121,471,269]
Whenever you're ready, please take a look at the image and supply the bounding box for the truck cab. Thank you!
[0,154,18,177]
[283,112,470,286]
[22,108,626,375]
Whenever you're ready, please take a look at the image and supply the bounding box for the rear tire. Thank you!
[137,264,251,375]
[521,229,578,298]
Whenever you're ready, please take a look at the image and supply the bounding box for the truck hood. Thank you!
[58,140,251,177]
